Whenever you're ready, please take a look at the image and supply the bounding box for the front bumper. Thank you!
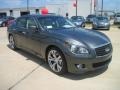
[65,52,112,74]
[0,24,2,27]
[93,24,110,29]
[114,21,120,24]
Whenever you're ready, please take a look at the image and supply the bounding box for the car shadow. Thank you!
[7,45,108,80]
[90,28,110,31]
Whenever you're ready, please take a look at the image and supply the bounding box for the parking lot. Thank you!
[0,26,120,90]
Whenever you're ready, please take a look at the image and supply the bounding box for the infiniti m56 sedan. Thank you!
[7,15,113,74]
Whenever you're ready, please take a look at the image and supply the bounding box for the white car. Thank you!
[114,14,120,24]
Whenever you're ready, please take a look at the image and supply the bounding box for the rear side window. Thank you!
[16,17,27,28]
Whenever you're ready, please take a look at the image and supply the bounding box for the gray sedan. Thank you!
[7,15,112,75]
[92,16,110,30]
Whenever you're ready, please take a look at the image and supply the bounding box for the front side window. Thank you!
[71,16,83,20]
[17,17,27,28]
[38,16,75,30]
[97,17,108,21]
[27,17,37,29]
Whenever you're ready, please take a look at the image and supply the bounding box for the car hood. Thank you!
[0,19,4,22]
[50,28,110,48]
[98,20,109,23]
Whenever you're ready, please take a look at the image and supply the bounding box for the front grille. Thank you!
[95,44,112,57]
[93,59,111,68]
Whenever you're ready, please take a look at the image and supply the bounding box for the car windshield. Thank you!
[71,16,83,20]
[97,17,108,21]
[38,16,76,30]
[116,15,120,17]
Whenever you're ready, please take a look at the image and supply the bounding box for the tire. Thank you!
[47,47,67,75]
[9,35,17,50]
[2,23,6,27]
[82,24,85,28]
[107,28,110,30]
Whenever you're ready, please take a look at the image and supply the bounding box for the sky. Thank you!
[98,0,120,11]
[0,0,120,11]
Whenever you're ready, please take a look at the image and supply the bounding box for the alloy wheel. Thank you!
[9,35,15,49]
[48,50,63,73]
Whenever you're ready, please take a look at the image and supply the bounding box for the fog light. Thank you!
[76,64,85,69]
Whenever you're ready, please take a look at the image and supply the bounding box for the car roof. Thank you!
[87,14,96,17]
[71,16,83,17]
[20,14,60,18]
[96,16,108,18]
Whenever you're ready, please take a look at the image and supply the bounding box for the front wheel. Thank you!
[47,48,67,75]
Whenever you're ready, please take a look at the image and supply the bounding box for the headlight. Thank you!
[105,23,109,25]
[0,21,2,24]
[70,44,89,55]
[93,22,97,25]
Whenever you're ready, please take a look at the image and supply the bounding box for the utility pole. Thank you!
[27,0,29,13]
[94,0,96,15]
[90,0,92,14]
[76,0,78,16]
[101,0,103,16]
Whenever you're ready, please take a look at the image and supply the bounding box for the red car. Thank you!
[0,16,15,27]
[7,19,15,27]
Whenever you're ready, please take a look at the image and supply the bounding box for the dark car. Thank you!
[71,16,85,27]
[92,16,110,30]
[7,15,112,75]
[86,14,96,23]
[0,16,15,27]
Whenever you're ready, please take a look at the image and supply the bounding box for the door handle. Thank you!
[18,31,27,35]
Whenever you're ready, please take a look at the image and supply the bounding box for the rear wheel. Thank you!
[9,35,17,50]
[2,23,6,27]
[47,47,67,75]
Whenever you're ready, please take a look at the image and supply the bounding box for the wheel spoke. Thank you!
[9,36,15,49]
[51,62,57,71]
[56,63,62,72]
[58,60,62,65]
[51,50,57,58]
[57,55,61,60]
[48,56,55,62]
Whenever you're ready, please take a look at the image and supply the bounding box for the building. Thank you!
[0,7,44,18]
[46,0,96,18]
[0,0,96,18]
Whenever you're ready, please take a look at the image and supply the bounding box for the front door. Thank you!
[26,17,42,56]
[14,17,29,49]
